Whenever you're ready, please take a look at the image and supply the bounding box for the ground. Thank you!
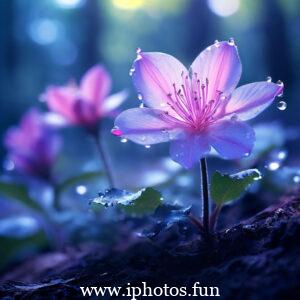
[1,194,300,299]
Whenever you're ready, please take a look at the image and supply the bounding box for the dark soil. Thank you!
[1,194,300,300]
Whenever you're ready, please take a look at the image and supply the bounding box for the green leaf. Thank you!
[0,181,43,212]
[57,171,104,194]
[91,187,163,217]
[0,231,47,271]
[211,169,262,205]
[122,188,162,217]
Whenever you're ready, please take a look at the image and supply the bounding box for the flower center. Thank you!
[163,72,227,132]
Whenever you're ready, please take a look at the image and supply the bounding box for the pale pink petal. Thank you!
[169,134,210,169]
[80,65,111,104]
[132,52,188,114]
[207,120,255,159]
[45,85,78,123]
[190,41,241,102]
[101,90,128,116]
[114,108,183,145]
[224,82,284,121]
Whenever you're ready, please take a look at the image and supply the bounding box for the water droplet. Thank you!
[129,67,135,76]
[266,161,280,171]
[277,100,287,111]
[76,185,87,195]
[293,175,300,183]
[230,114,238,121]
[139,103,144,108]
[145,145,151,149]
[111,126,122,136]
[136,47,142,54]
[276,80,284,86]
[228,37,235,46]
[214,39,220,47]
[137,93,143,100]
[266,76,272,82]
[244,152,250,157]
[206,46,212,51]
[120,138,128,143]
[160,197,164,201]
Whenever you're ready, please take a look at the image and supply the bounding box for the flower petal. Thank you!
[207,120,255,159]
[45,85,78,123]
[190,41,241,101]
[169,134,211,169]
[80,65,111,104]
[225,82,284,121]
[72,100,98,126]
[114,108,182,145]
[132,52,188,113]
[101,90,128,116]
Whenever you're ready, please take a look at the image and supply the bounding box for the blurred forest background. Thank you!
[0,0,299,186]
[0,0,299,166]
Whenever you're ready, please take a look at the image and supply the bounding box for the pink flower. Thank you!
[112,40,284,169]
[4,109,61,179]
[43,65,127,130]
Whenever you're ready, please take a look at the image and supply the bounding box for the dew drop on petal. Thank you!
[266,76,272,82]
[277,100,287,111]
[230,114,238,121]
[139,103,144,108]
[276,80,284,86]
[214,39,220,47]
[137,93,143,100]
[111,126,123,136]
[145,145,151,149]
[136,47,142,54]
[129,68,135,76]
[120,138,128,143]
[228,37,235,46]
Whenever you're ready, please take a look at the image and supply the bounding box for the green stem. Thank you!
[92,132,114,188]
[200,158,210,237]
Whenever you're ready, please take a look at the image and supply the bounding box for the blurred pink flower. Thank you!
[113,40,284,168]
[4,109,61,179]
[43,65,127,130]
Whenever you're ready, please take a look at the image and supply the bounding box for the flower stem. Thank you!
[200,158,210,238]
[91,132,114,188]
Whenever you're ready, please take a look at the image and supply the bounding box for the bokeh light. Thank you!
[54,0,85,9]
[112,0,145,10]
[208,0,240,17]
[28,19,59,45]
